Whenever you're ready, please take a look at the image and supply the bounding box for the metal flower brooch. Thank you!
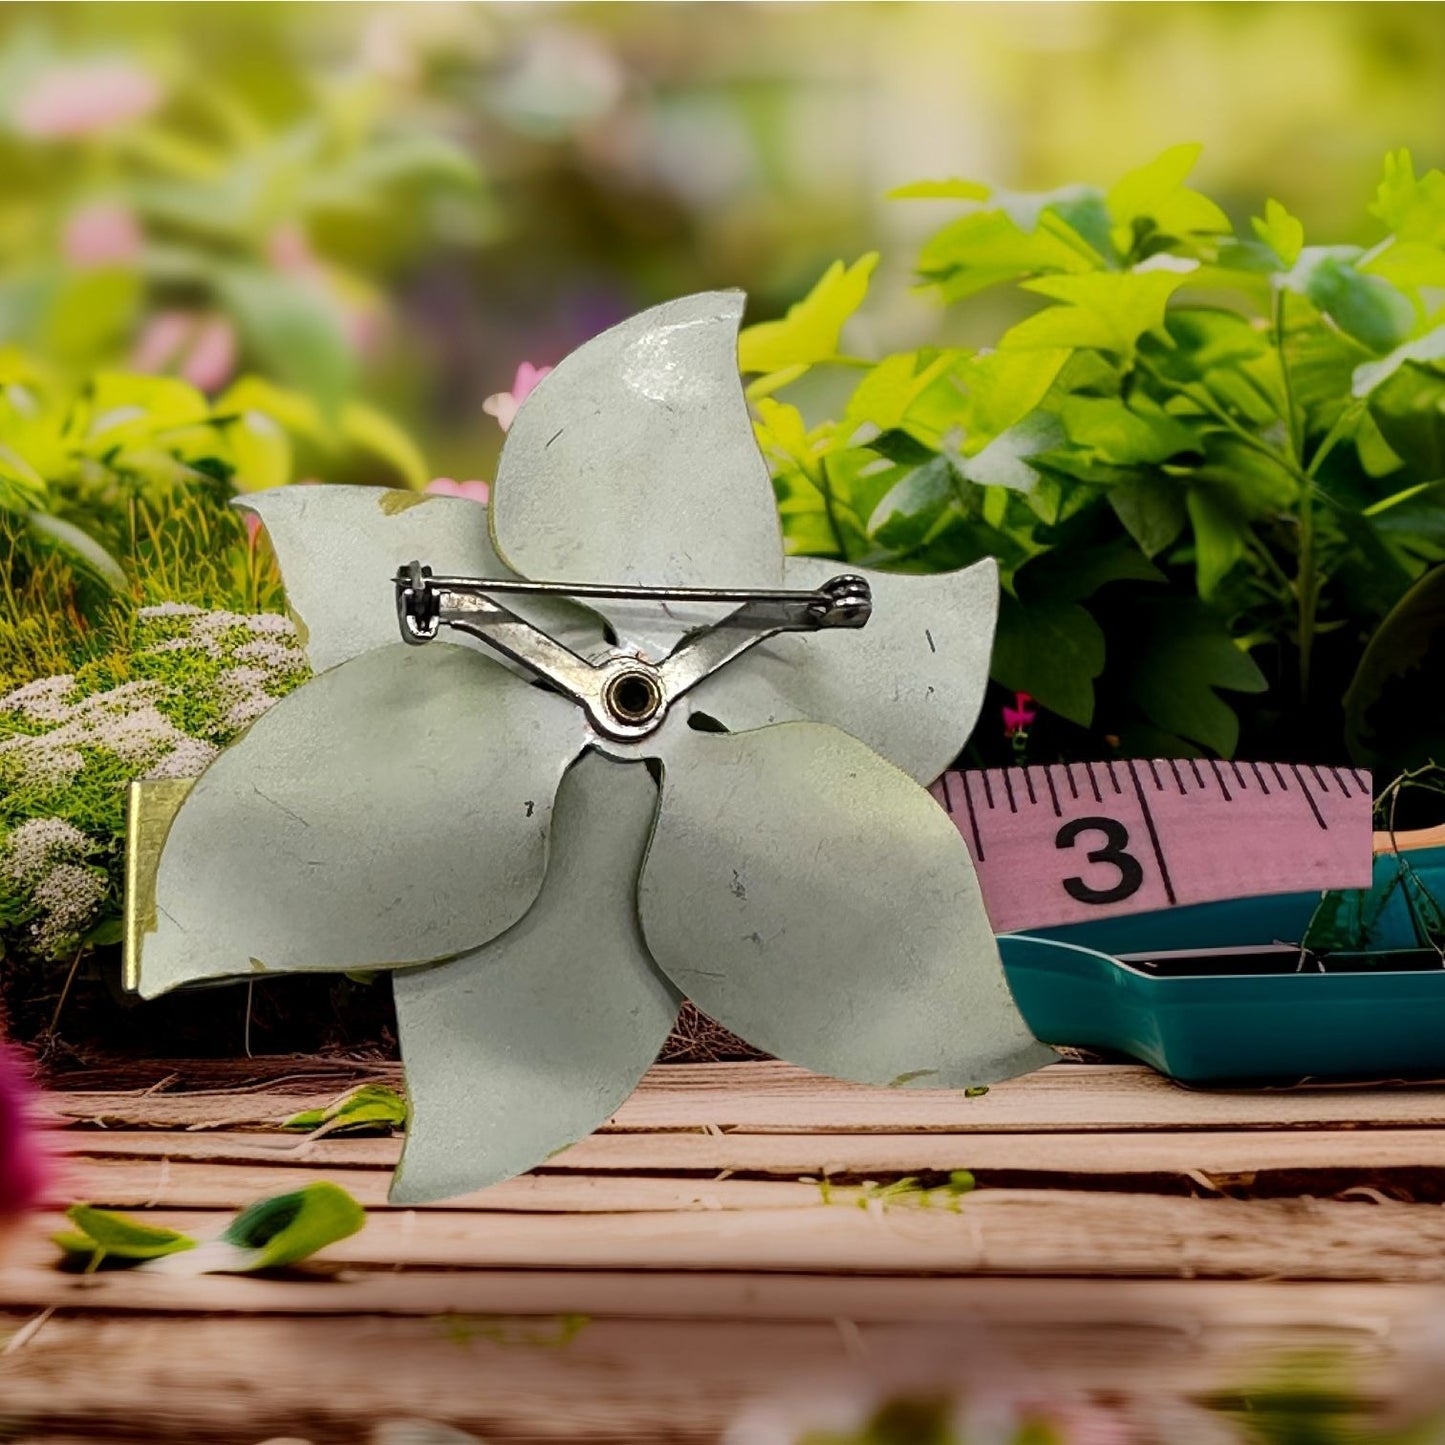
[127,293,1054,1202]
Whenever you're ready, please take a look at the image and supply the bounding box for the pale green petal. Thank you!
[390,752,680,1204]
[685,556,998,784]
[490,293,785,657]
[639,722,1055,1088]
[236,485,604,673]
[136,644,586,997]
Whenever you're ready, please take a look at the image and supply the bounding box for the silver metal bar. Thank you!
[394,563,871,741]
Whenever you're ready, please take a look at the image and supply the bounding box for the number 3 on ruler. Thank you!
[1055,817,1145,905]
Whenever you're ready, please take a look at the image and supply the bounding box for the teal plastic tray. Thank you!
[998,846,1445,1084]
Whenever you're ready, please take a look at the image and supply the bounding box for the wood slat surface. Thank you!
[58,1123,1445,1180]
[10,1059,1445,1443]
[13,1189,1445,1283]
[45,1060,1445,1133]
[0,1303,1420,1443]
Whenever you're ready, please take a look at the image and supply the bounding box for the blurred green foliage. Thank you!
[740,148,1445,773]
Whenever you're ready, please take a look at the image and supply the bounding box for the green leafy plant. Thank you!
[739,146,1445,768]
[53,1181,365,1272]
[0,22,483,418]
[283,1082,408,1137]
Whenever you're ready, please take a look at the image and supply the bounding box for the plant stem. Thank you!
[1274,286,1313,702]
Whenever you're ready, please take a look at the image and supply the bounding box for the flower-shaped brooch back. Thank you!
[126,293,1055,1203]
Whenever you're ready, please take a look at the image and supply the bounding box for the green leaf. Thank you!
[1368,363,1445,477]
[992,593,1105,726]
[959,412,1063,492]
[88,372,211,440]
[1352,327,1445,397]
[218,1181,366,1271]
[1117,598,1266,756]
[865,456,958,551]
[1252,199,1305,267]
[888,179,992,202]
[1370,149,1445,246]
[1109,475,1188,556]
[957,348,1070,441]
[26,512,128,590]
[222,408,292,492]
[1284,249,1414,355]
[341,400,430,491]
[55,1205,197,1265]
[916,212,1096,302]
[282,1083,408,1137]
[737,254,878,375]
[1185,484,1249,598]
[1345,564,1445,773]
[1003,270,1191,358]
[1057,394,1198,466]
[217,268,355,417]
[1107,144,1231,242]
[1366,480,1445,560]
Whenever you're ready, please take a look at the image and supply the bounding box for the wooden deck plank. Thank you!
[0,1309,1416,1442]
[58,1125,1445,1179]
[45,1061,1445,1134]
[0,1273,1430,1325]
[55,1159,832,1212]
[12,1190,1445,1284]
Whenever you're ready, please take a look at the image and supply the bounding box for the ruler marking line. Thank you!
[1331,766,1352,798]
[1270,762,1288,790]
[1001,768,1017,813]
[1249,761,1270,795]
[1084,761,1104,804]
[1290,764,1328,830]
[1208,759,1232,802]
[1022,767,1037,806]
[1064,764,1079,801]
[980,769,995,810]
[958,771,985,863]
[1189,759,1206,788]
[1043,766,1062,819]
[1230,761,1246,789]
[1167,759,1187,795]
[1147,759,1163,791]
[1127,760,1177,907]
[1310,764,1331,793]
[1105,760,1123,795]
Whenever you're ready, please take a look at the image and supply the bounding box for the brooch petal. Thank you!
[391,753,679,1204]
[638,721,1056,1088]
[684,556,998,784]
[489,293,785,657]
[134,644,587,997]
[237,485,605,674]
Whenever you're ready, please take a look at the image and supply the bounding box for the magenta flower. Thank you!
[62,201,144,269]
[425,477,491,504]
[0,1045,46,1222]
[12,60,161,139]
[482,362,553,433]
[1003,691,1037,738]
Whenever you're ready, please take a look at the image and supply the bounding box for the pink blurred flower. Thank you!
[0,1045,47,1222]
[62,201,143,268]
[425,477,491,504]
[130,312,237,393]
[13,60,161,139]
[266,222,317,275]
[1003,691,1037,738]
[182,317,238,393]
[483,362,553,433]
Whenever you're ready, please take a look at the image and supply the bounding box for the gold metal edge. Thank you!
[123,778,195,992]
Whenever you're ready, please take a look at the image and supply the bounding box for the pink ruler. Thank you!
[931,760,1375,935]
